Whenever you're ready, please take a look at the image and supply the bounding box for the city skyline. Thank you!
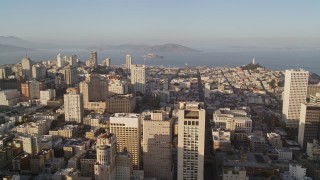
[0,1,320,48]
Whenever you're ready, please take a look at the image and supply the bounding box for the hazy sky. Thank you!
[1,0,320,48]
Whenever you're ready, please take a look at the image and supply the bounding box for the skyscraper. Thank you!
[63,66,77,87]
[125,55,132,70]
[103,58,111,67]
[131,64,146,94]
[110,113,141,170]
[178,102,205,180]
[57,53,65,68]
[86,51,97,67]
[298,102,320,151]
[21,56,33,80]
[282,69,309,128]
[142,110,173,180]
[64,88,84,123]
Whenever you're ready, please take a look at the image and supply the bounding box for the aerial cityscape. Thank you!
[0,1,320,180]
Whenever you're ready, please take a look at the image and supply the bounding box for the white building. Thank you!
[212,128,231,152]
[131,64,146,94]
[109,79,128,96]
[282,69,309,128]
[57,53,65,68]
[125,55,132,70]
[21,56,33,80]
[110,113,141,170]
[276,147,292,160]
[64,88,84,123]
[306,139,320,161]
[0,89,20,106]
[267,132,282,148]
[178,102,205,180]
[40,89,56,105]
[288,161,307,180]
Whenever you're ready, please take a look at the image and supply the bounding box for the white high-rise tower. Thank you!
[131,64,146,94]
[177,102,205,180]
[282,69,309,128]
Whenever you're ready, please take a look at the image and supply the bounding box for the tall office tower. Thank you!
[64,88,84,123]
[178,102,205,180]
[57,53,65,68]
[22,136,39,157]
[21,80,44,100]
[282,69,309,128]
[298,102,320,151]
[32,64,46,80]
[94,133,117,180]
[90,51,98,67]
[110,113,141,170]
[80,74,108,111]
[69,54,77,67]
[125,55,132,70]
[21,56,33,80]
[102,58,111,67]
[143,110,173,180]
[63,65,77,87]
[131,64,146,94]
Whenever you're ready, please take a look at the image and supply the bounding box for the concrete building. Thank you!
[275,147,292,160]
[247,133,267,153]
[57,53,65,68]
[288,161,307,180]
[131,64,146,94]
[80,74,108,112]
[0,66,11,79]
[212,128,231,152]
[63,66,77,87]
[21,56,33,80]
[80,149,96,177]
[21,80,45,100]
[178,102,205,180]
[282,69,309,128]
[306,139,320,161]
[40,89,56,105]
[110,113,141,170]
[142,110,173,179]
[103,58,111,67]
[107,94,136,113]
[86,51,98,67]
[125,54,132,70]
[223,167,249,180]
[0,89,19,106]
[94,133,117,180]
[213,108,252,139]
[64,88,84,123]
[22,136,39,157]
[53,168,80,180]
[108,79,129,96]
[116,150,132,180]
[267,132,282,148]
[32,64,46,80]
[298,102,320,151]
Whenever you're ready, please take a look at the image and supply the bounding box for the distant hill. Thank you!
[0,44,27,52]
[241,63,263,70]
[100,43,200,53]
[0,36,57,49]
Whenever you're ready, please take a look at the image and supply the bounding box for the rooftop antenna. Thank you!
[25,48,28,57]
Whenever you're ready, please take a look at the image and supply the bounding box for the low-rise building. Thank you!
[223,167,249,180]
[212,128,231,152]
[107,94,136,113]
[0,89,20,106]
[267,132,282,148]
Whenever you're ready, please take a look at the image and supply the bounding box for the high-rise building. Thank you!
[22,135,39,157]
[298,102,320,151]
[125,55,132,70]
[142,110,173,180]
[116,149,132,180]
[0,66,11,79]
[86,51,98,67]
[32,64,46,80]
[94,133,117,180]
[108,79,128,96]
[131,64,146,94]
[64,88,84,123]
[110,113,141,170]
[63,66,77,87]
[178,102,205,180]
[57,53,65,68]
[282,69,309,128]
[103,58,111,67]
[21,80,45,100]
[21,56,33,80]
[80,74,108,111]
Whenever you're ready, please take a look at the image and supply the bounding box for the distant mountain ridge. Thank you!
[98,43,201,53]
[0,36,200,53]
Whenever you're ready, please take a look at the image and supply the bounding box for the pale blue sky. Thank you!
[0,0,320,47]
